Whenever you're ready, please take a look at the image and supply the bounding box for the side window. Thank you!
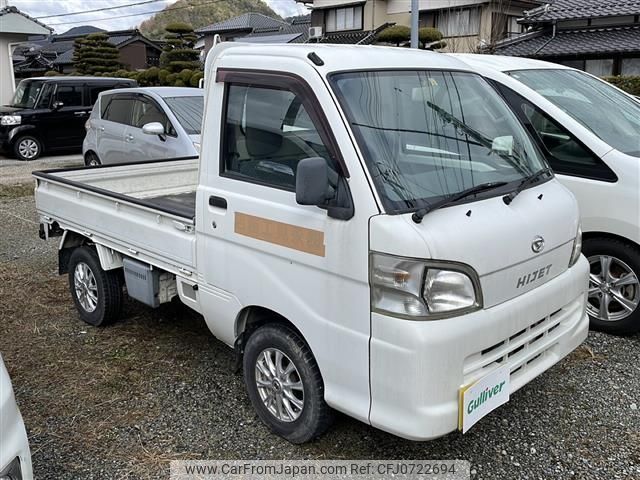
[89,85,113,106]
[496,84,617,181]
[37,84,54,109]
[103,95,133,125]
[55,85,83,107]
[131,96,174,135]
[222,84,331,190]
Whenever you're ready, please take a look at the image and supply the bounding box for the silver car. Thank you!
[82,87,203,165]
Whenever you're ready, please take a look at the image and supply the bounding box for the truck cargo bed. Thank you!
[33,157,199,273]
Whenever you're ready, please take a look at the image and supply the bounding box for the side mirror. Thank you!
[296,157,337,206]
[142,122,165,136]
[52,101,64,110]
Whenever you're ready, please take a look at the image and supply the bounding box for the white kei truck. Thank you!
[34,44,589,443]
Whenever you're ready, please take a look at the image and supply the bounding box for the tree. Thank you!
[376,25,411,47]
[419,27,445,50]
[72,33,120,75]
[160,22,201,73]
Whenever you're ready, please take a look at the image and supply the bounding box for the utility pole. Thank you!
[410,0,419,48]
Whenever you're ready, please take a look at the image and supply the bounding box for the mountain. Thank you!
[139,0,281,38]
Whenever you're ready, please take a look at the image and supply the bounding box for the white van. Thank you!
[35,44,588,442]
[454,54,640,335]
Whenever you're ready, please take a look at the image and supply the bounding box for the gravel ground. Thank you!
[0,152,83,185]
[0,162,639,479]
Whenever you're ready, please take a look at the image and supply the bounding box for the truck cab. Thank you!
[35,44,589,443]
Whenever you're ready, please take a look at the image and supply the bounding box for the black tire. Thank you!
[68,247,123,326]
[85,152,101,167]
[583,237,640,335]
[13,135,42,161]
[243,323,333,443]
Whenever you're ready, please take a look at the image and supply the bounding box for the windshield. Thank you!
[163,96,204,135]
[508,69,640,157]
[10,79,45,108]
[330,70,545,213]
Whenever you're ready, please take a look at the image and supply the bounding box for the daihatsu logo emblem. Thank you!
[531,236,545,253]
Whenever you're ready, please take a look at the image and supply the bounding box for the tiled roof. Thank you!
[495,25,640,57]
[317,22,395,45]
[522,0,640,23]
[241,18,311,43]
[196,13,286,34]
[53,48,75,65]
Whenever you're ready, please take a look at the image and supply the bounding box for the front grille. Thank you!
[463,305,573,384]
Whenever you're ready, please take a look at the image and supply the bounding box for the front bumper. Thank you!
[0,364,33,480]
[369,256,589,441]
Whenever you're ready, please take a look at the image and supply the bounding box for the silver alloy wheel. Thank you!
[587,255,640,322]
[74,262,98,313]
[18,138,39,159]
[255,348,304,422]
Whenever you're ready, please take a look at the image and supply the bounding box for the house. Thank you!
[0,2,51,105]
[493,0,640,76]
[297,0,543,51]
[13,26,163,77]
[196,13,288,51]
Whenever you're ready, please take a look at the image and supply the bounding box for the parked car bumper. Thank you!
[0,356,33,480]
[368,256,589,441]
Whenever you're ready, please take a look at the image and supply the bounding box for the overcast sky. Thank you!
[10,0,309,34]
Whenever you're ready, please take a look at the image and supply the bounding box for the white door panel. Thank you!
[195,61,379,422]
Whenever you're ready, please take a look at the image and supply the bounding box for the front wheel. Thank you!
[13,135,42,161]
[243,324,333,443]
[85,152,101,167]
[68,247,123,326]
[584,237,640,335]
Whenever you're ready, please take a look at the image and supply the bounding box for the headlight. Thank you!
[0,456,22,480]
[569,224,582,267]
[370,252,482,319]
[192,142,201,153]
[0,115,21,126]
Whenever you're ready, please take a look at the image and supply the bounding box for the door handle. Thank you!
[209,196,227,209]
[98,126,105,132]
[125,134,134,141]
[74,111,87,116]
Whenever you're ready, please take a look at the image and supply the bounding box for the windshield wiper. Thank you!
[412,181,509,223]
[502,167,554,205]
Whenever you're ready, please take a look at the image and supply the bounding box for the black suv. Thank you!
[0,76,136,160]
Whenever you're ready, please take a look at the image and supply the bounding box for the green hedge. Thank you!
[604,76,640,96]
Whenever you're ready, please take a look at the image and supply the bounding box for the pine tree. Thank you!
[160,22,201,73]
[72,33,121,75]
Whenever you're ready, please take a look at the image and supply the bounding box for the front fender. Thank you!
[7,125,38,144]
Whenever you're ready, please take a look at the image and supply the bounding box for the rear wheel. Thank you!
[13,135,42,161]
[583,237,640,335]
[243,323,333,443]
[85,152,101,166]
[68,247,123,326]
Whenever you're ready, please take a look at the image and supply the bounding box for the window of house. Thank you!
[585,59,614,77]
[326,5,363,32]
[222,84,331,190]
[55,85,83,107]
[437,7,480,36]
[622,58,640,75]
[495,83,616,181]
[103,95,133,125]
[507,16,524,35]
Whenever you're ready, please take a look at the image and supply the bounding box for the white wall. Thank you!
[387,0,485,14]
[0,33,24,106]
